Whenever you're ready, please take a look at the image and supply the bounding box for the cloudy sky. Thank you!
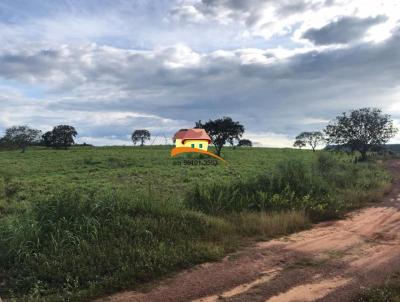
[1,0,400,146]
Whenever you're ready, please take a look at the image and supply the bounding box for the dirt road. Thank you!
[99,160,400,302]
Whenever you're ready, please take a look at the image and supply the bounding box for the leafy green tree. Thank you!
[293,139,306,149]
[131,129,151,146]
[325,108,398,161]
[42,131,54,147]
[295,131,325,152]
[51,125,78,149]
[2,125,42,152]
[198,117,244,156]
[238,139,252,147]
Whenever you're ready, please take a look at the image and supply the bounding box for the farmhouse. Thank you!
[173,128,211,151]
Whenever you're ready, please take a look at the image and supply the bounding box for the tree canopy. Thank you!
[295,131,325,151]
[43,125,78,149]
[293,139,306,149]
[238,139,252,147]
[42,131,54,148]
[131,129,151,146]
[2,125,41,152]
[325,108,398,160]
[197,117,244,156]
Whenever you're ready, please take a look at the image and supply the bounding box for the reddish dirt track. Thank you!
[98,160,400,302]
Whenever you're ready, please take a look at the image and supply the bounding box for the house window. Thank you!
[191,143,195,148]
[199,144,203,148]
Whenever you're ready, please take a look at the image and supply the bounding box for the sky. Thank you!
[0,0,400,146]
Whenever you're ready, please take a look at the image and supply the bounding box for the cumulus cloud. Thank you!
[171,0,399,43]
[1,29,400,144]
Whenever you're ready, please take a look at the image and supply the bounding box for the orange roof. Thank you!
[182,128,211,144]
[173,129,187,140]
[173,128,211,144]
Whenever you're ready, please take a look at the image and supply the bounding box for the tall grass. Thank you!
[0,188,234,300]
[186,152,391,220]
[227,211,310,237]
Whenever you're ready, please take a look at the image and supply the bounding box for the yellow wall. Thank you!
[182,139,209,150]
[175,139,184,147]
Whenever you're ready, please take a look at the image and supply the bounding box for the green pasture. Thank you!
[0,146,391,301]
[0,146,313,210]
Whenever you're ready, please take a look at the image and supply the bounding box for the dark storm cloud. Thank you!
[302,15,387,45]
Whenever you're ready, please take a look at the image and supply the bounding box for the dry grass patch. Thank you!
[227,211,310,238]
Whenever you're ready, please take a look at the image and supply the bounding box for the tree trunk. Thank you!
[360,150,368,161]
[216,145,222,156]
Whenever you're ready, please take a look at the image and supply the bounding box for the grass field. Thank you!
[0,146,306,191]
[0,146,392,301]
[0,146,313,214]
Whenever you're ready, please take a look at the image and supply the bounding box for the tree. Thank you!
[42,131,54,147]
[131,129,151,146]
[295,131,325,152]
[198,117,244,156]
[325,108,398,161]
[228,137,239,148]
[293,139,306,149]
[238,139,252,147]
[51,125,78,149]
[2,125,42,152]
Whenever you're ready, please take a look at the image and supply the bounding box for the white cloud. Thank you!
[171,0,400,44]
[245,131,294,148]
[1,33,400,144]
